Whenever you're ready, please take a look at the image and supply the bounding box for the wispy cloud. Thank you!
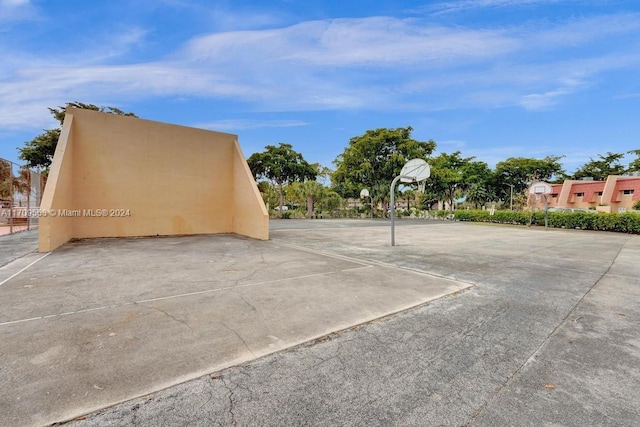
[183,17,519,67]
[1,12,639,129]
[196,119,309,131]
[615,92,640,99]
[518,77,587,110]
[416,0,577,15]
[207,7,289,31]
[0,0,39,23]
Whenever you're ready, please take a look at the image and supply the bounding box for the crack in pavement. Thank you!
[221,322,256,358]
[221,376,238,427]
[137,303,195,333]
[235,292,257,312]
[463,235,631,426]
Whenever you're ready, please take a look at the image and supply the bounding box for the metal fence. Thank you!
[0,157,46,236]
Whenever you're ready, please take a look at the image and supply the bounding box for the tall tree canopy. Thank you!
[0,159,13,200]
[628,149,640,173]
[0,160,30,202]
[423,152,492,211]
[570,152,626,180]
[288,180,326,218]
[332,127,436,211]
[493,156,565,197]
[247,143,317,213]
[18,102,137,174]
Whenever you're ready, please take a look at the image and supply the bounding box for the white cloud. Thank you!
[519,13,640,49]
[1,0,29,6]
[207,7,288,31]
[1,12,640,130]
[0,0,38,23]
[183,17,519,68]
[196,119,309,131]
[418,0,576,15]
[518,77,587,110]
[615,92,640,99]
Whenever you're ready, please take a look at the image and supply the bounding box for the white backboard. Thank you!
[360,188,370,198]
[400,159,430,183]
[529,181,553,195]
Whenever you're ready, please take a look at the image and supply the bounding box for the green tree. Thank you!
[247,143,317,215]
[18,102,137,174]
[424,152,490,212]
[332,127,436,215]
[0,159,12,202]
[0,159,31,200]
[426,152,467,212]
[256,181,279,211]
[401,188,416,211]
[466,183,490,209]
[463,160,494,208]
[571,152,625,181]
[311,163,332,186]
[493,156,565,203]
[318,190,343,217]
[292,180,326,218]
[627,149,640,173]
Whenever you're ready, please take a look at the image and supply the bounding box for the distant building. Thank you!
[532,175,640,213]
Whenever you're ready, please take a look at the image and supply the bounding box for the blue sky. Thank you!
[1,0,639,175]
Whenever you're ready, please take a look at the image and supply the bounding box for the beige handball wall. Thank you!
[39,108,268,252]
[38,114,75,251]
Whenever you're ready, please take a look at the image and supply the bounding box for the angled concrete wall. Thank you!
[39,108,268,252]
[39,115,75,252]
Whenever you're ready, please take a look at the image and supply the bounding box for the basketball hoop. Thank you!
[391,159,430,246]
[417,181,426,194]
[528,181,552,231]
[400,159,430,183]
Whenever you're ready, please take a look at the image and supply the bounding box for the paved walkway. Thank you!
[0,228,38,267]
[0,224,35,236]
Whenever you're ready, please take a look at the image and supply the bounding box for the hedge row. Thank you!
[453,209,640,234]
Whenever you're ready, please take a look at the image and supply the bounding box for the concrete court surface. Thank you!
[0,221,638,426]
[0,222,468,427]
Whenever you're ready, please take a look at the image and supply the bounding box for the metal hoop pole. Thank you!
[391,175,412,246]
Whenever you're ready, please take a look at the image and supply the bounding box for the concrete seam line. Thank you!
[0,252,50,287]
[0,266,371,327]
[273,239,477,287]
[271,240,372,267]
[0,306,114,327]
[135,267,366,304]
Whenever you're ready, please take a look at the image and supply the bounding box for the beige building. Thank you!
[532,175,640,213]
[39,108,268,252]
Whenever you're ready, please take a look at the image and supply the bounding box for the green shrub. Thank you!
[450,209,640,234]
[429,210,451,219]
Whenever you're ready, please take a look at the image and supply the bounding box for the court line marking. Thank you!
[272,239,477,287]
[0,264,373,327]
[1,236,478,327]
[0,252,50,287]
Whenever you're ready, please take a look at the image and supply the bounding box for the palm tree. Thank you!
[294,181,326,218]
[466,183,489,209]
